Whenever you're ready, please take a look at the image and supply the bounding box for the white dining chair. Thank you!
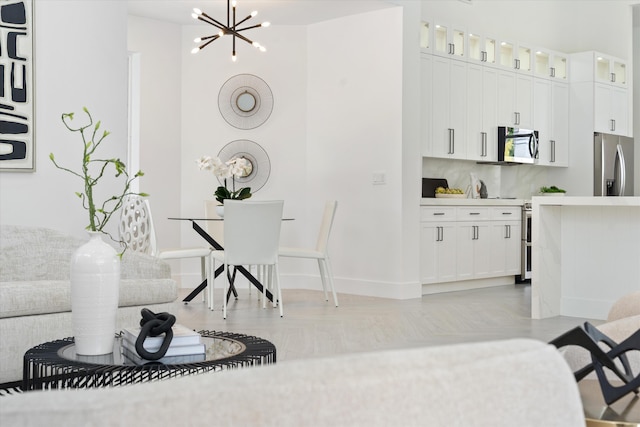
[208,200,284,319]
[279,200,339,307]
[119,196,211,302]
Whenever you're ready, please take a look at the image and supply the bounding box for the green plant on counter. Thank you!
[540,186,566,193]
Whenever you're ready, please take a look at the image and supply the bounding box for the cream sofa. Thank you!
[0,225,178,384]
[0,338,585,427]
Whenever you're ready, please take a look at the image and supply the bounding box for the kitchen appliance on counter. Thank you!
[422,178,448,198]
[497,126,539,164]
[594,133,634,196]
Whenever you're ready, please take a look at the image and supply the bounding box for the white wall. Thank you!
[0,0,129,240]
[307,7,407,297]
[127,16,183,271]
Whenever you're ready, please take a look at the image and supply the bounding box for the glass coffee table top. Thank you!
[23,330,276,390]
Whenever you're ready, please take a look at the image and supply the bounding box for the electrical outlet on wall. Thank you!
[372,172,386,185]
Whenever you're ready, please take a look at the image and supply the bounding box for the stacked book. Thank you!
[121,324,206,365]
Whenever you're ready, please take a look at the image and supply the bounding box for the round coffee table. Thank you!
[23,330,276,391]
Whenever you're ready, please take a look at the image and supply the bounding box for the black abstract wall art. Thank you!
[0,0,33,171]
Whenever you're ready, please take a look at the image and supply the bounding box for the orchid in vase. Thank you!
[197,156,252,204]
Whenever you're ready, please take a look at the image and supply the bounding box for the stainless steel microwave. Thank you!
[497,126,539,164]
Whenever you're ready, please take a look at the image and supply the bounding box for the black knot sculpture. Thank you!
[550,321,639,406]
[135,308,177,360]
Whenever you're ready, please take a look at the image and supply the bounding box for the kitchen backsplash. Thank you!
[422,158,551,199]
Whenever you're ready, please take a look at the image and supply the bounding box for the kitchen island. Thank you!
[532,196,640,319]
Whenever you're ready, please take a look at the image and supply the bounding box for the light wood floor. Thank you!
[170,283,601,362]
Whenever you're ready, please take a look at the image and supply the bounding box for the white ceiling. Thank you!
[127,0,396,26]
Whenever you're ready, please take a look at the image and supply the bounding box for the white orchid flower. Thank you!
[196,156,214,171]
[228,157,251,178]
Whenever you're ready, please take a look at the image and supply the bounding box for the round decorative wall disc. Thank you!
[217,139,271,192]
[218,74,274,130]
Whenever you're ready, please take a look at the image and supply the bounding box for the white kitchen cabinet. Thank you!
[488,207,521,276]
[430,56,467,159]
[420,207,457,284]
[497,40,533,75]
[497,70,533,128]
[456,222,491,280]
[420,223,457,284]
[595,54,627,87]
[467,32,497,66]
[433,22,466,59]
[420,205,523,285]
[534,79,569,167]
[420,54,434,156]
[571,51,627,87]
[466,63,498,161]
[534,49,569,81]
[420,21,432,53]
[456,207,491,280]
[594,83,629,136]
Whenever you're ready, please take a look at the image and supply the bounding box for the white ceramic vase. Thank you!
[70,231,120,355]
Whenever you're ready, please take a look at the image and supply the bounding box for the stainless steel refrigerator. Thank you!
[594,133,634,196]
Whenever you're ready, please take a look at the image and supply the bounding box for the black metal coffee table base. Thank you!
[23,330,276,391]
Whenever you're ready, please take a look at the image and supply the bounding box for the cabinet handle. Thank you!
[550,67,555,78]
[610,119,616,132]
[481,132,487,157]
[551,140,556,163]
[482,51,487,62]
[448,128,455,154]
[469,212,480,215]
[514,112,520,125]
[433,212,445,216]
[514,58,520,70]
[449,43,455,55]
[611,72,616,83]
[502,212,513,215]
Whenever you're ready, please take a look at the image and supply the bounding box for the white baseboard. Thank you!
[176,272,422,300]
[422,276,515,295]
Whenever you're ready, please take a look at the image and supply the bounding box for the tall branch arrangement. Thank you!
[50,107,147,246]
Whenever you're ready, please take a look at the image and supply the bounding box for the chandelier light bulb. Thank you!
[191,13,198,20]
[193,8,201,15]
[262,22,270,27]
[232,1,237,7]
[251,11,258,17]
[194,37,202,43]
[191,47,200,54]
[259,46,266,52]
[232,54,237,62]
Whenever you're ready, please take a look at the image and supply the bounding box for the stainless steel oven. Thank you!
[520,201,532,281]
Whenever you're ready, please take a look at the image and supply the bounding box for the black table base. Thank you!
[22,331,276,391]
[181,220,274,304]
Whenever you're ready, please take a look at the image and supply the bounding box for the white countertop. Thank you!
[421,198,526,206]
[532,196,640,206]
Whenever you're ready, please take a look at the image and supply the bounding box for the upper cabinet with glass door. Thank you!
[570,51,627,87]
[497,40,533,74]
[534,49,569,80]
[595,54,626,87]
[467,32,497,66]
[432,22,466,59]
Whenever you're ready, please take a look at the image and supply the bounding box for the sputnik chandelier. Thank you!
[191,0,270,62]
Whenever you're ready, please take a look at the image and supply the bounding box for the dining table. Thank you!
[168,217,290,305]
